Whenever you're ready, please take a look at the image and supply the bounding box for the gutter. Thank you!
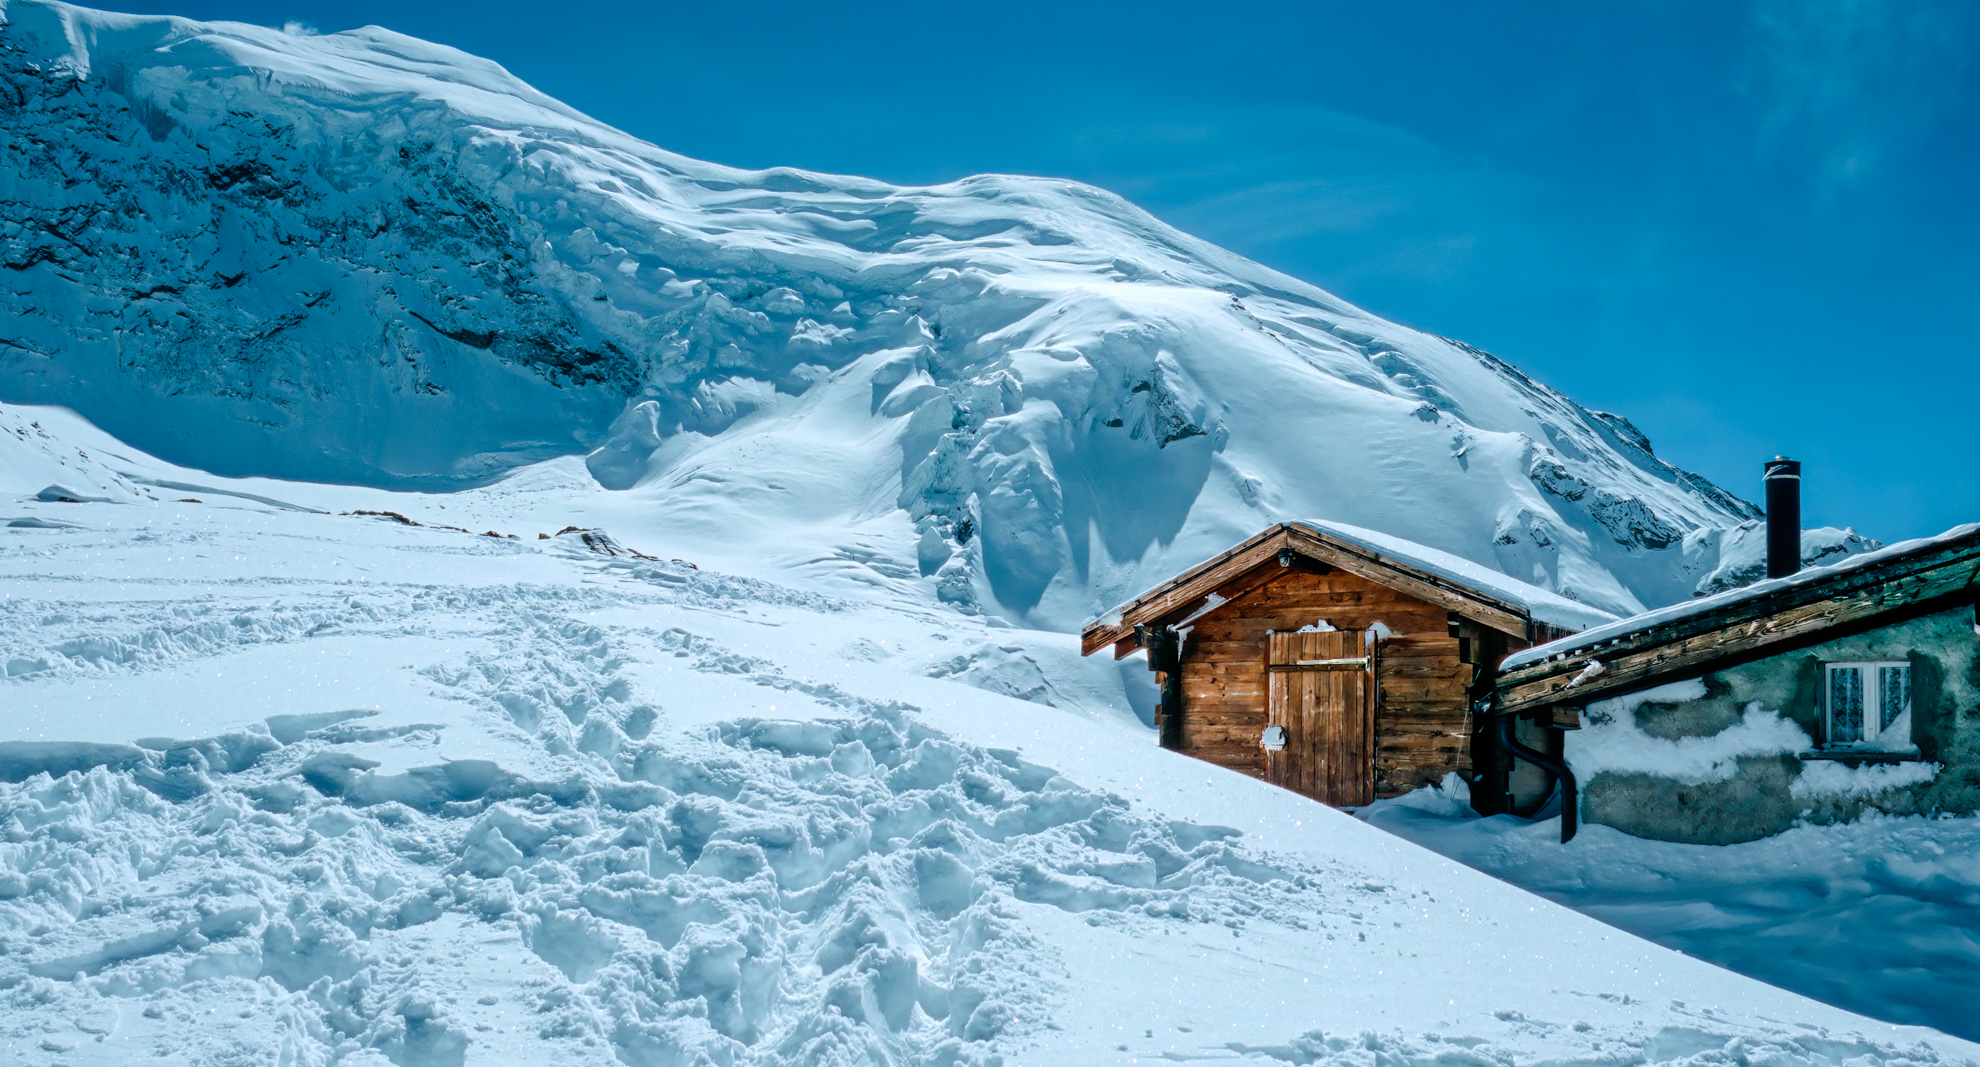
[1495,714,1578,843]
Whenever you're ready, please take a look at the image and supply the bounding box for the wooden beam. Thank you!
[1081,625,1120,658]
[1080,525,1295,654]
[1496,552,1980,714]
[1502,531,1980,694]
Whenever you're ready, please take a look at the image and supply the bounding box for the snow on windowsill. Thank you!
[1800,749,1925,763]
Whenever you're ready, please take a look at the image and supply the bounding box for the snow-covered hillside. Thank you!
[0,0,1873,629]
[2,402,1973,1066]
[1363,780,1980,1043]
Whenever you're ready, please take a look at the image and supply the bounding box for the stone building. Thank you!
[1490,523,1980,844]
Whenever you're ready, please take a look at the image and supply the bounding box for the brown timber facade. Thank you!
[1082,523,1596,808]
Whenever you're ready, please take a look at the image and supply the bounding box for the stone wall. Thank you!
[1572,604,1980,843]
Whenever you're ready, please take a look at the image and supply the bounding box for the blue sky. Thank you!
[114,0,1978,541]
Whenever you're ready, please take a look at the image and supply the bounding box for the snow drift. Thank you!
[3,406,1973,1065]
[1364,778,1980,1043]
[0,0,1872,629]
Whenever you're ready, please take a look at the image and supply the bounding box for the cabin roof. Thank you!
[1300,521,1620,632]
[1080,521,1618,657]
[1493,522,1980,715]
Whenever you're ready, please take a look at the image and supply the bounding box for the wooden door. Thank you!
[1265,630,1374,806]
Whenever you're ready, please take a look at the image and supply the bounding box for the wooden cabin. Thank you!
[1081,522,1614,807]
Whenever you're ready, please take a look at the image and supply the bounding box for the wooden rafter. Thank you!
[1494,530,1980,715]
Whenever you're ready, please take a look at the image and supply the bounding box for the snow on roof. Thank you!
[1502,522,1980,671]
[1293,520,1621,633]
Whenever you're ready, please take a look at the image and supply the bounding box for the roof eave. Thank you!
[1494,539,1980,715]
[1080,522,1539,656]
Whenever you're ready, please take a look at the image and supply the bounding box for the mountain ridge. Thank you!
[0,0,1871,627]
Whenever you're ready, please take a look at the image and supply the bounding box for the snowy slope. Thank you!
[3,401,1975,1066]
[0,0,1876,631]
[1364,780,1980,1043]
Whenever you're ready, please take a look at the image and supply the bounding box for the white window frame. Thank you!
[1821,660,1914,753]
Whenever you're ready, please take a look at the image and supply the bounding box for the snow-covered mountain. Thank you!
[0,0,1867,629]
[2,7,1970,1063]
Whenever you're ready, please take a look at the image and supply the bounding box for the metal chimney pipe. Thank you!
[1764,457,1801,579]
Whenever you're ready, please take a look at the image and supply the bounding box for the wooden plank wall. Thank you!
[1169,565,1472,798]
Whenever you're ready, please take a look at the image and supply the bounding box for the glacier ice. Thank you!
[0,0,1871,629]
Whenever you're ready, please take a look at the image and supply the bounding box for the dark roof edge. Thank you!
[1491,525,1980,714]
[1490,589,1979,717]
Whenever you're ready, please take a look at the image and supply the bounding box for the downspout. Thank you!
[1465,629,1518,816]
[1495,714,1578,843]
[1137,624,1184,750]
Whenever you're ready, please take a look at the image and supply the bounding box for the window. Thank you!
[1823,661,1913,752]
